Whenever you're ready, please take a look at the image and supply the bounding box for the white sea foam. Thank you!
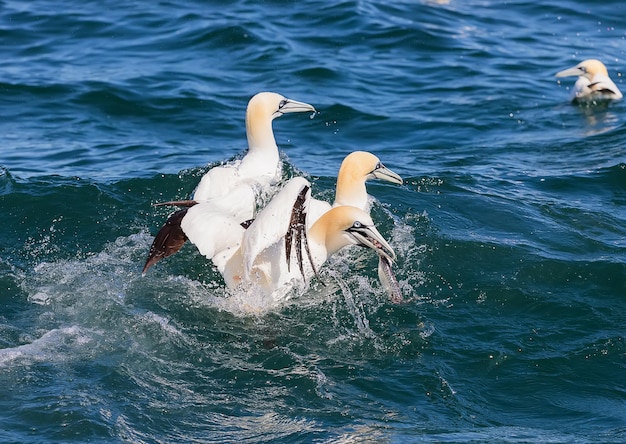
[0,325,92,367]
[19,219,427,331]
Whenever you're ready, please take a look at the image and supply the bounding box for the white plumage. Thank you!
[215,177,396,299]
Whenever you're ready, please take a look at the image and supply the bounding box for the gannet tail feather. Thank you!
[142,209,189,275]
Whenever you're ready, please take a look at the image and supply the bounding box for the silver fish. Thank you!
[378,254,403,303]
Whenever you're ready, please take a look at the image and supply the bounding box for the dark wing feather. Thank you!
[284,185,321,281]
[142,209,189,275]
[152,200,198,208]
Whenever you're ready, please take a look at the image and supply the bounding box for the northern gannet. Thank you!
[556,59,623,103]
[142,92,316,274]
[334,151,403,208]
[306,151,403,224]
[202,177,396,299]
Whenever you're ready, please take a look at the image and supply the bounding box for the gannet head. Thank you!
[556,59,609,81]
[315,206,396,262]
[248,92,316,120]
[334,151,402,208]
[245,92,316,151]
[343,151,403,185]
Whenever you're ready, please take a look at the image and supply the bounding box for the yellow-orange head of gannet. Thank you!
[334,151,403,210]
[308,205,396,264]
[555,59,623,102]
[235,91,316,181]
[245,92,316,153]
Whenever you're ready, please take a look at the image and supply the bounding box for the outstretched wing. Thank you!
[143,209,189,275]
[242,177,313,280]
[180,202,246,261]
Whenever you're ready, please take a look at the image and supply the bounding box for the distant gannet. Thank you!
[142,92,315,274]
[205,177,396,298]
[556,59,623,103]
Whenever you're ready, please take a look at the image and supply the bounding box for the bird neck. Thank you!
[242,116,280,178]
[309,213,349,260]
[334,170,367,209]
[246,114,278,154]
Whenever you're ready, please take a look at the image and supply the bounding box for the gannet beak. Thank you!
[346,222,396,263]
[369,161,403,185]
[274,98,316,117]
[555,66,584,78]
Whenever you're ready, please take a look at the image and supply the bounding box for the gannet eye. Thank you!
[374,162,382,171]
[278,99,288,109]
[352,221,364,229]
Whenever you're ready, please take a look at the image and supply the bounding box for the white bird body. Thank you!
[191,163,250,203]
[218,176,396,297]
[180,184,252,262]
[143,92,315,274]
[556,59,623,103]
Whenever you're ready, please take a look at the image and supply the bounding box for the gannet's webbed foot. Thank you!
[142,209,189,275]
[285,185,320,281]
[152,200,198,208]
[378,254,403,303]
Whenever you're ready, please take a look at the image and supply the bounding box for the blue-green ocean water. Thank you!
[1,0,625,442]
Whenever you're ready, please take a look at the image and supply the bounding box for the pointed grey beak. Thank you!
[275,98,316,117]
[346,223,396,263]
[556,66,584,78]
[369,161,403,185]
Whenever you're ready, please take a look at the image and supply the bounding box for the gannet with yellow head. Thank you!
[192,92,317,201]
[556,59,623,103]
[334,150,403,209]
[307,151,403,225]
[142,92,316,274]
[218,177,396,299]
